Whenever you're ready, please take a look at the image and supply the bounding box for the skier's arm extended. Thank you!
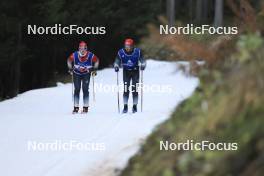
[113,54,121,72]
[90,54,99,76]
[67,53,74,72]
[91,55,99,70]
[114,55,121,67]
[139,50,146,70]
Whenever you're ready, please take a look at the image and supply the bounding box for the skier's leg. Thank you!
[132,70,139,105]
[131,70,139,113]
[73,73,81,107]
[82,73,91,109]
[123,70,131,105]
[123,70,131,113]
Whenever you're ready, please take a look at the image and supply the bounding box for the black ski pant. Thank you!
[73,73,91,107]
[123,69,139,105]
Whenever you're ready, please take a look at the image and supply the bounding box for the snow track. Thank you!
[0,60,198,176]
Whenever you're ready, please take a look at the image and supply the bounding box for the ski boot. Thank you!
[122,104,128,113]
[132,104,137,113]
[72,107,79,114]
[82,107,89,113]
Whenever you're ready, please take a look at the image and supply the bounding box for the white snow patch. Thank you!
[0,60,198,176]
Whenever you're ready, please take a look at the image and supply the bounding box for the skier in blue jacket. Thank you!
[114,38,146,113]
[67,41,99,114]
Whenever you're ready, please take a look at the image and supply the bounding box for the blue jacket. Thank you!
[115,48,145,70]
[73,51,94,75]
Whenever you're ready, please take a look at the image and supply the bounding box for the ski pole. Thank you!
[117,71,120,113]
[92,74,95,102]
[71,73,74,102]
[141,70,143,112]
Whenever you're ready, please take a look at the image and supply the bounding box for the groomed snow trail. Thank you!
[0,60,198,176]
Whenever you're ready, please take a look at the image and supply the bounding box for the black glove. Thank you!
[139,63,146,71]
[91,71,97,76]
[114,66,119,72]
[68,69,73,75]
